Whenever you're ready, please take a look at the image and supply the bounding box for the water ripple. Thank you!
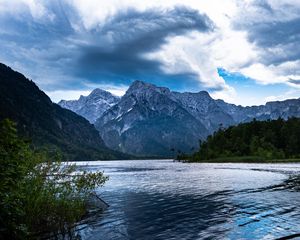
[77,160,300,240]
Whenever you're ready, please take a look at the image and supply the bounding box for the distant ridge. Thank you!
[59,88,120,123]
[0,63,129,161]
[61,80,300,157]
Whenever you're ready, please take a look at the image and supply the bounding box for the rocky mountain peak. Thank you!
[197,90,211,97]
[59,79,300,157]
[126,80,171,97]
[58,88,120,123]
[89,88,116,99]
[90,88,107,95]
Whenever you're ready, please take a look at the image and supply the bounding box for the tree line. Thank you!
[184,118,300,162]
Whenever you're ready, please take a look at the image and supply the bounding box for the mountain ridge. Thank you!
[59,80,300,157]
[94,80,231,156]
[59,88,120,123]
[0,63,129,160]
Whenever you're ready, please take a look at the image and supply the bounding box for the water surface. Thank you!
[78,160,300,240]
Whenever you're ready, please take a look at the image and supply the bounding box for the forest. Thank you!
[185,118,300,162]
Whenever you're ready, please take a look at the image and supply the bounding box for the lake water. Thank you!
[78,160,300,240]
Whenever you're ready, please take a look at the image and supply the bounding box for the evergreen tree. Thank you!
[189,118,300,161]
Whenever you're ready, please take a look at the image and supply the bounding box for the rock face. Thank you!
[59,80,300,158]
[171,91,234,132]
[59,89,120,123]
[0,63,128,161]
[216,99,300,123]
[94,81,233,157]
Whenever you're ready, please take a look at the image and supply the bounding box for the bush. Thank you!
[0,119,108,239]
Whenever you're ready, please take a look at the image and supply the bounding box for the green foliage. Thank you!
[189,118,300,162]
[0,119,108,239]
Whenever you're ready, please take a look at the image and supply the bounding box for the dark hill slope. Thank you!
[0,63,128,160]
[190,118,300,161]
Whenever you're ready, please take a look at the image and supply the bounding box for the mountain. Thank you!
[216,98,300,123]
[58,89,120,123]
[171,91,234,132]
[59,80,300,158]
[0,63,128,161]
[93,81,300,157]
[94,81,232,157]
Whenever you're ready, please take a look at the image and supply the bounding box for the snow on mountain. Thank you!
[59,80,300,157]
[58,88,120,123]
[95,81,215,156]
[216,98,300,123]
[171,91,235,132]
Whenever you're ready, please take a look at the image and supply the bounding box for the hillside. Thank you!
[0,63,128,160]
[188,118,300,162]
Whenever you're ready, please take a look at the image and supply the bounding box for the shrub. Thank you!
[0,119,108,239]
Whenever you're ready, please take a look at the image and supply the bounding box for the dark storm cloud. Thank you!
[0,0,81,90]
[0,2,214,92]
[253,0,274,14]
[288,78,300,85]
[245,17,300,65]
[234,1,300,66]
[246,18,300,47]
[74,6,214,87]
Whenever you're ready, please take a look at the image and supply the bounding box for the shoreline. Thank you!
[180,157,300,164]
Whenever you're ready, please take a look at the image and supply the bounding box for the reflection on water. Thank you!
[77,160,300,240]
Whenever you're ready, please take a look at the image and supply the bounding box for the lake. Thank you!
[78,160,300,240]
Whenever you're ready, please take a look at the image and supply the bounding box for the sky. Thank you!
[0,0,300,106]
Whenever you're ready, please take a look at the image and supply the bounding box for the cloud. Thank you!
[288,78,300,85]
[74,6,214,87]
[0,0,82,90]
[232,0,300,86]
[1,0,300,105]
[46,90,91,103]
[264,88,300,103]
[0,0,52,20]
[46,83,127,103]
[0,1,215,94]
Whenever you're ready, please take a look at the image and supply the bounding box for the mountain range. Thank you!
[59,89,120,123]
[2,61,299,159]
[59,80,300,157]
[0,63,129,161]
